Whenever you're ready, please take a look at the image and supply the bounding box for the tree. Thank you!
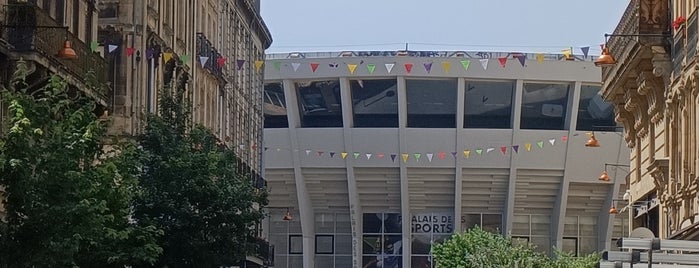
[0,61,161,267]
[134,77,267,267]
[431,226,600,268]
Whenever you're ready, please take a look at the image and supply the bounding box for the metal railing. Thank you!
[254,237,274,266]
[601,0,641,83]
[266,50,597,62]
[687,9,698,63]
[196,32,225,81]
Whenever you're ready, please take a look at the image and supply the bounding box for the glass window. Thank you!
[289,235,303,254]
[296,80,343,127]
[363,213,402,268]
[520,83,571,130]
[576,85,616,131]
[316,235,334,254]
[264,83,287,128]
[406,79,457,128]
[351,79,398,127]
[464,81,514,128]
[562,237,578,256]
[411,212,454,268]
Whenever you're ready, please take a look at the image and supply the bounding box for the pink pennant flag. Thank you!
[500,146,507,155]
[498,57,507,68]
[310,63,320,72]
[317,151,324,157]
[404,63,413,73]
[438,151,446,160]
[377,153,385,159]
[561,135,568,142]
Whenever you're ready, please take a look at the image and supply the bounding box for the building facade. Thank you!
[599,0,699,240]
[263,51,630,268]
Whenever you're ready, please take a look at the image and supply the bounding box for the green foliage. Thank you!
[432,226,600,268]
[134,80,267,267]
[0,60,161,267]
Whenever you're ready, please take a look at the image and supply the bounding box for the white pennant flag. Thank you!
[239,144,245,150]
[549,139,556,146]
[366,153,372,160]
[479,59,489,70]
[385,63,395,73]
[108,45,118,53]
[199,56,209,67]
[292,62,301,72]
[305,149,311,155]
[427,153,434,162]
[486,147,495,153]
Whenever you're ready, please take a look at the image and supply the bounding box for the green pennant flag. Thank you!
[537,141,544,148]
[274,61,281,71]
[353,152,360,159]
[367,64,376,74]
[180,54,190,64]
[476,148,483,155]
[460,60,471,71]
[90,41,98,52]
[414,153,421,161]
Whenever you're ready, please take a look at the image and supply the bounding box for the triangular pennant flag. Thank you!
[536,53,545,63]
[276,148,281,151]
[292,62,301,72]
[427,153,434,162]
[500,146,507,155]
[347,64,357,74]
[108,44,118,53]
[367,64,376,74]
[442,61,451,73]
[237,59,246,70]
[537,141,544,148]
[126,47,135,57]
[525,143,532,152]
[377,153,385,159]
[486,148,495,154]
[479,59,489,70]
[146,49,154,60]
[341,152,348,159]
[561,135,568,142]
[317,151,324,157]
[354,152,360,159]
[513,145,519,154]
[163,52,172,63]
[199,56,209,67]
[255,60,264,71]
[404,63,413,73]
[460,60,471,71]
[329,62,338,68]
[366,153,372,160]
[305,149,311,155]
[580,46,590,58]
[180,54,190,64]
[264,147,269,151]
[451,152,458,158]
[476,149,483,155]
[330,152,336,158]
[385,63,395,73]
[215,57,226,67]
[402,153,409,163]
[497,57,507,68]
[515,55,526,67]
[310,62,320,72]
[423,62,433,73]
[274,61,281,70]
[463,150,471,159]
[562,48,572,60]
[251,144,257,151]
[391,154,397,162]
[413,153,421,161]
[549,139,556,146]
[438,151,446,160]
[90,41,98,52]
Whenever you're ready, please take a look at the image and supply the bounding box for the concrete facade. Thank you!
[263,51,630,268]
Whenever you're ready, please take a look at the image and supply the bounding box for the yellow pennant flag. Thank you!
[562,48,572,59]
[254,60,264,71]
[442,61,451,73]
[401,153,409,163]
[525,143,532,152]
[536,53,544,63]
[347,64,358,74]
[163,52,173,63]
[463,150,470,159]
[341,152,348,159]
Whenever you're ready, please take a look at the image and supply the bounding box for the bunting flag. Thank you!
[460,60,471,71]
[580,46,590,58]
[479,59,489,70]
[537,141,544,148]
[562,48,572,59]
[438,151,446,160]
[239,144,245,150]
[404,63,413,73]
[126,47,135,57]
[354,152,360,159]
[561,135,568,142]
[163,52,173,63]
[90,41,98,52]
[274,61,281,71]
[180,54,190,64]
[305,149,311,155]
[329,62,339,68]
[513,145,519,154]
[463,150,471,159]
[317,151,324,157]
[486,148,495,154]
[525,143,532,152]
[146,49,154,60]
[377,153,385,159]
[213,57,224,68]
[237,59,246,70]
[341,152,348,159]
[536,53,545,63]
[514,55,526,67]
[310,62,320,72]
[391,154,397,162]
[251,144,257,151]
[426,153,434,162]
[199,56,209,67]
[402,153,409,163]
[442,61,451,73]
[423,62,433,73]
[255,60,264,71]
[347,64,358,74]
[476,149,483,155]
[497,57,507,68]
[367,64,376,74]
[329,152,336,158]
[549,139,556,146]
[264,147,269,151]
[500,146,507,155]
[414,153,421,161]
[292,63,301,72]
[108,45,118,53]
[451,152,457,158]
[366,153,372,160]
[385,63,395,73]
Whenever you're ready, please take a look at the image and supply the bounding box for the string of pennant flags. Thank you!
[247,135,571,163]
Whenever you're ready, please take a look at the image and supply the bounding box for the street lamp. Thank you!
[594,33,671,67]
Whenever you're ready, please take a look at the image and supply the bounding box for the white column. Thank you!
[397,76,411,268]
[454,77,465,233]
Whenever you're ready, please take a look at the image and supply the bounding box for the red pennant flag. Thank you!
[500,146,507,155]
[404,63,413,73]
[561,135,568,142]
[317,151,324,157]
[498,57,507,68]
[217,57,226,67]
[310,63,319,72]
[438,151,446,160]
[126,47,136,57]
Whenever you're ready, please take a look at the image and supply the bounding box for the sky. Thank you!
[260,0,629,55]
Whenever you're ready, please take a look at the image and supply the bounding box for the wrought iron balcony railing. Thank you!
[687,9,698,64]
[254,237,274,266]
[2,3,108,99]
[196,33,225,81]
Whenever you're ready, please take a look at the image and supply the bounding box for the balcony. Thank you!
[2,3,108,101]
[253,237,274,266]
[196,33,225,83]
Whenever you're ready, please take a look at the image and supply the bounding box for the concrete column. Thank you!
[504,79,524,236]
[397,76,411,268]
[339,77,362,268]
[454,77,465,233]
